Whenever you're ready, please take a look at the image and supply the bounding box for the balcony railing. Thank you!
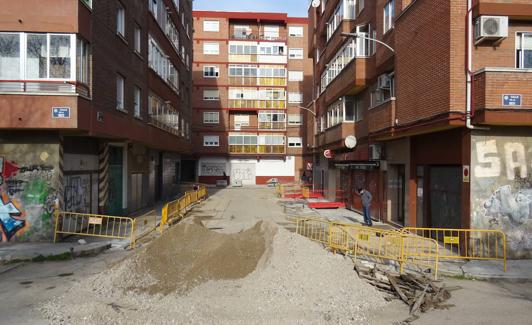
[229,99,286,109]
[231,34,286,42]
[228,77,286,86]
[231,122,286,131]
[0,80,90,97]
[148,111,181,136]
[229,145,285,154]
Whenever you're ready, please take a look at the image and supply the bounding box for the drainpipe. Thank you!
[466,0,489,130]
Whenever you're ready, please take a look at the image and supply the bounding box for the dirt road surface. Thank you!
[0,187,531,324]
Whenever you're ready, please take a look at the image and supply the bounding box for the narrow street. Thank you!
[0,187,531,324]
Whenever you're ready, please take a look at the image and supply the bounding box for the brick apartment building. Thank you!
[192,11,313,185]
[308,0,532,257]
[0,0,193,242]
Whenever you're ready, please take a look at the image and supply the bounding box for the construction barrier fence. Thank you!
[402,227,507,272]
[294,217,508,275]
[54,211,137,248]
[160,185,208,233]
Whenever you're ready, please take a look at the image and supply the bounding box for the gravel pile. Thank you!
[40,220,387,324]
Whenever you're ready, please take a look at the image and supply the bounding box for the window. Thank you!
[149,36,179,92]
[203,42,219,55]
[288,92,303,103]
[344,96,364,122]
[203,112,219,124]
[234,25,252,39]
[116,74,124,110]
[203,136,219,147]
[263,26,279,40]
[288,137,303,148]
[288,114,303,125]
[76,37,90,84]
[371,73,395,107]
[383,0,395,33]
[26,34,73,79]
[203,66,219,78]
[229,43,258,55]
[134,86,141,117]
[203,89,220,100]
[289,48,304,59]
[134,26,141,53]
[289,26,304,37]
[327,1,344,41]
[203,20,219,32]
[0,33,20,79]
[288,71,304,81]
[80,0,92,8]
[117,3,125,36]
[234,114,250,126]
[516,32,532,69]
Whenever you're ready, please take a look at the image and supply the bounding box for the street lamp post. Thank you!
[341,32,396,54]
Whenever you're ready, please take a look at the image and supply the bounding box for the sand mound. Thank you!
[126,220,274,294]
[40,221,387,324]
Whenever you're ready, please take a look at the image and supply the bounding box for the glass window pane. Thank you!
[49,35,71,78]
[26,34,48,79]
[0,33,20,79]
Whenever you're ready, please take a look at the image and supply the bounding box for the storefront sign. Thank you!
[502,94,522,107]
[52,107,71,118]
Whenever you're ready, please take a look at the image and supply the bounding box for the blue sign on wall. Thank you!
[502,94,522,107]
[52,107,71,118]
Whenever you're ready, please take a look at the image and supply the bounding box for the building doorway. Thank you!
[389,164,405,225]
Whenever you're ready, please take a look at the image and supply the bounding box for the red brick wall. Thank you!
[395,0,452,125]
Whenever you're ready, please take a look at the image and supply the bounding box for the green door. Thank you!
[107,146,124,215]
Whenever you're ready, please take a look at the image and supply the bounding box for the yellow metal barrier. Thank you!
[53,211,137,248]
[294,217,330,245]
[160,185,208,233]
[402,227,507,272]
[293,218,439,278]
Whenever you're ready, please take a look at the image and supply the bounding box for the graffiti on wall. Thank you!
[472,137,532,258]
[64,175,91,213]
[0,152,58,242]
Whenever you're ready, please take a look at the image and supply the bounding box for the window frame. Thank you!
[288,48,304,60]
[288,114,303,125]
[117,2,126,37]
[203,135,220,147]
[134,86,141,118]
[288,137,303,148]
[116,74,125,111]
[203,42,220,55]
[203,111,220,124]
[288,92,303,103]
[288,26,304,37]
[134,25,141,54]
[516,32,532,69]
[288,70,304,82]
[203,89,220,101]
[203,20,220,32]
[383,0,395,34]
[203,65,220,78]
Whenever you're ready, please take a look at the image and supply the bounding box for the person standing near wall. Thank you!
[357,188,373,226]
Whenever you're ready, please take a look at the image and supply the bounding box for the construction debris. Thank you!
[354,263,457,323]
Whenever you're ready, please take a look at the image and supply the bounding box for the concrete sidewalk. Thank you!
[0,241,115,267]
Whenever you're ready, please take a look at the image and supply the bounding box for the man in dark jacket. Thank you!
[357,188,373,226]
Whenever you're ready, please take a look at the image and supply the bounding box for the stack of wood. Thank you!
[354,263,458,323]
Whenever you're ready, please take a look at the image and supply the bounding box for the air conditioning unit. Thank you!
[369,144,382,161]
[377,74,391,90]
[475,16,508,43]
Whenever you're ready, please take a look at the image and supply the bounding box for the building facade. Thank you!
[192,11,313,185]
[0,0,193,242]
[308,0,532,257]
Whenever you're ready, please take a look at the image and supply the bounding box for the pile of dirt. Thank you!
[127,220,273,294]
[40,221,387,324]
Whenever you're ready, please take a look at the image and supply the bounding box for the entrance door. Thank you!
[389,164,405,225]
[429,166,461,228]
[107,146,124,215]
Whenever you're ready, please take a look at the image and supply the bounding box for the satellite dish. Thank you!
[345,135,357,149]
[311,0,321,8]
